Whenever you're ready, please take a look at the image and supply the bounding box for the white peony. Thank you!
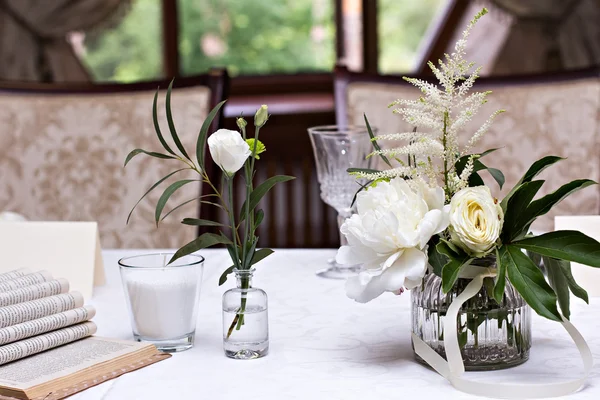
[207,129,252,175]
[336,178,449,303]
[449,186,503,257]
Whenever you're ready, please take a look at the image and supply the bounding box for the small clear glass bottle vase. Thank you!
[411,257,532,370]
[222,268,269,359]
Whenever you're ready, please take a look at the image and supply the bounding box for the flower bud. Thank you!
[254,105,269,128]
[236,117,247,131]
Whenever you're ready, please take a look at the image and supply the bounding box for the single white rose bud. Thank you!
[207,129,252,176]
[254,105,269,127]
[236,117,247,130]
[449,186,503,257]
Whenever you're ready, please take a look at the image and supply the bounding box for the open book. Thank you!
[0,269,171,399]
[0,337,170,400]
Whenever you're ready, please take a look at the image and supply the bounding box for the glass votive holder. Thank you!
[118,253,204,353]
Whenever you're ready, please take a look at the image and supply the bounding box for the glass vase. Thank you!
[411,258,532,370]
[222,268,268,359]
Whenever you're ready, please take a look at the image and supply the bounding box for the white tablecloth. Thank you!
[72,249,600,400]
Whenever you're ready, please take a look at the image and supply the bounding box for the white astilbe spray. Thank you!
[370,8,504,200]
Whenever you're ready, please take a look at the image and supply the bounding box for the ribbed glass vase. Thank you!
[411,258,532,371]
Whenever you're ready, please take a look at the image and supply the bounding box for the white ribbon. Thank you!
[412,268,594,399]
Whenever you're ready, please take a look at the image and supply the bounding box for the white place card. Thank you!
[0,222,105,299]
[555,216,600,297]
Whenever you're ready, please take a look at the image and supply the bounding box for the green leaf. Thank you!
[365,114,391,167]
[255,209,264,227]
[239,175,295,221]
[243,238,259,269]
[427,239,448,277]
[501,180,544,242]
[127,168,187,224]
[155,179,198,224]
[437,240,473,293]
[501,156,564,211]
[493,248,506,303]
[181,218,224,227]
[124,149,177,167]
[197,100,226,168]
[487,167,505,189]
[160,197,207,222]
[250,248,274,266]
[544,256,571,319]
[165,79,191,161]
[512,230,600,268]
[152,88,176,156]
[517,180,596,236]
[558,259,589,304]
[225,244,240,268]
[218,266,235,286]
[468,172,484,187]
[501,245,561,321]
[169,233,233,264]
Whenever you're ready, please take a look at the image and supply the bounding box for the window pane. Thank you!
[71,0,163,82]
[378,0,447,74]
[179,0,335,76]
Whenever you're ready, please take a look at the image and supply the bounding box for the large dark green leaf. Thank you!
[516,180,596,236]
[501,180,544,242]
[492,248,506,303]
[239,175,295,221]
[197,100,226,168]
[427,239,447,277]
[364,114,391,167]
[127,168,187,224]
[558,259,589,303]
[169,232,233,264]
[501,156,563,211]
[487,167,505,189]
[165,80,190,161]
[437,240,473,293]
[250,248,274,266]
[544,256,571,319]
[512,230,600,268]
[152,88,176,156]
[124,149,177,167]
[181,218,224,227]
[501,245,561,321]
[155,179,198,224]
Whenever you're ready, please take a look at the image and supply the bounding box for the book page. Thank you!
[0,271,52,293]
[0,269,30,283]
[0,278,69,307]
[0,306,95,345]
[0,292,83,328]
[0,336,150,389]
[0,322,97,366]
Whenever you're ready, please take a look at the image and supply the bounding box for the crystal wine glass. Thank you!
[308,125,375,279]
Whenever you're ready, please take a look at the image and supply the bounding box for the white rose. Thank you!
[449,186,503,257]
[207,129,252,175]
[336,178,450,303]
[0,211,26,222]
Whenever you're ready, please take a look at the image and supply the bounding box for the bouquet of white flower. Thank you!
[338,8,600,396]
